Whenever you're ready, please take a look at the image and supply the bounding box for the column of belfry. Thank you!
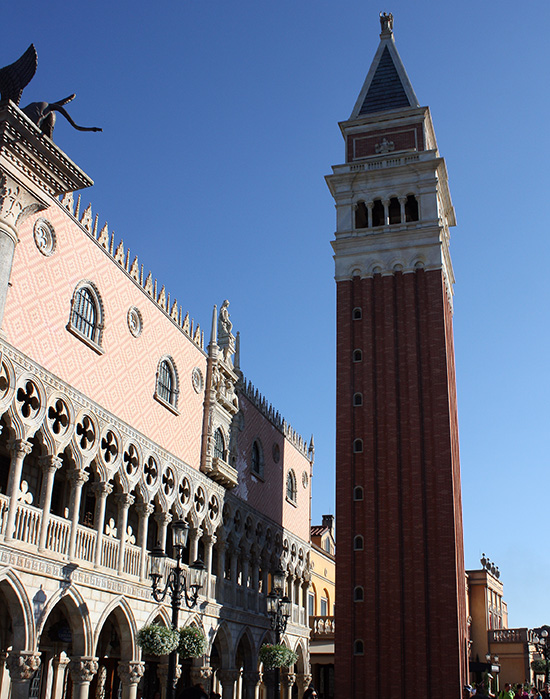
[326,13,468,698]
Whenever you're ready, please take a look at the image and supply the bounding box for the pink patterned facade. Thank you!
[0,102,315,699]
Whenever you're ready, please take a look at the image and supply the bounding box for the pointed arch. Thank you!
[0,567,35,649]
[93,595,137,660]
[210,621,233,669]
[234,626,256,671]
[293,638,308,674]
[144,605,171,628]
[36,585,92,656]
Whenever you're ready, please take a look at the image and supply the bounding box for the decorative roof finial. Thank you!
[380,11,394,36]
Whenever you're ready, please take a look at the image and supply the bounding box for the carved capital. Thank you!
[282,672,296,688]
[190,666,213,684]
[217,669,240,686]
[117,661,145,686]
[0,174,43,233]
[6,651,41,682]
[8,439,32,460]
[91,481,113,498]
[242,671,261,687]
[154,512,172,526]
[68,657,99,684]
[135,502,154,518]
[68,469,89,487]
[115,492,135,509]
[39,454,63,473]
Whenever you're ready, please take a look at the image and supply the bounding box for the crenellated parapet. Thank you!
[58,192,205,351]
[239,377,314,461]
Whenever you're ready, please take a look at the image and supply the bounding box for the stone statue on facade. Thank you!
[0,44,101,139]
[218,299,233,336]
[380,12,394,34]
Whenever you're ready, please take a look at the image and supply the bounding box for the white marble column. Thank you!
[154,511,172,551]
[116,493,135,575]
[189,525,203,562]
[136,502,154,581]
[68,469,89,561]
[117,660,145,699]
[399,195,407,224]
[218,669,239,699]
[282,672,296,699]
[51,652,70,699]
[242,671,261,699]
[382,198,390,226]
[6,651,41,699]
[296,673,312,699]
[0,652,9,699]
[203,532,216,599]
[92,481,113,567]
[68,656,98,699]
[4,439,32,541]
[38,454,63,551]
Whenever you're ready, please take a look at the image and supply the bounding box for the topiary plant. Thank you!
[137,624,179,656]
[178,626,208,658]
[258,644,298,670]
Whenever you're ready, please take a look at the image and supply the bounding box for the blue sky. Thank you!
[8,1,550,628]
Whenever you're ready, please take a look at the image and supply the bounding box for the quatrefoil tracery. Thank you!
[101,430,118,464]
[123,444,139,476]
[48,399,70,436]
[162,467,175,496]
[16,381,40,419]
[144,456,158,486]
[76,415,95,450]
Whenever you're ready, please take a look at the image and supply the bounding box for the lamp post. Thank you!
[532,629,550,687]
[150,520,207,699]
[266,567,291,699]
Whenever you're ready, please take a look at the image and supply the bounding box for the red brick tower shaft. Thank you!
[327,14,468,698]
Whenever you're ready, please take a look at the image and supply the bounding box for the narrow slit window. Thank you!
[353,350,362,363]
[353,439,363,453]
[353,393,363,407]
[353,307,362,320]
[353,486,363,501]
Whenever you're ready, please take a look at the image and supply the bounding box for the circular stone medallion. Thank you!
[33,219,56,256]
[127,306,143,337]
[192,367,204,393]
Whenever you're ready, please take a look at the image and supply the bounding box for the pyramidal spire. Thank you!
[350,12,419,120]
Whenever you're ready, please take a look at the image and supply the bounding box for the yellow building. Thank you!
[309,515,335,699]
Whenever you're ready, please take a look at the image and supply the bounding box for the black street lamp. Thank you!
[532,629,550,687]
[266,567,291,699]
[150,520,207,699]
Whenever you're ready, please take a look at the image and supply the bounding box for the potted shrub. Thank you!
[178,626,208,658]
[136,624,179,656]
[258,644,298,670]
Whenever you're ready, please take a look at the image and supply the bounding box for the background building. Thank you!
[0,97,314,699]
[327,14,468,697]
[308,516,335,699]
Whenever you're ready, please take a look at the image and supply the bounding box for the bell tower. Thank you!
[326,13,468,698]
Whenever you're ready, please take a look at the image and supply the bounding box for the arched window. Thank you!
[251,439,264,477]
[354,586,364,602]
[214,428,225,460]
[371,199,385,227]
[355,201,368,229]
[353,439,363,453]
[286,470,297,503]
[353,307,362,320]
[354,639,364,655]
[353,349,362,363]
[405,194,419,222]
[353,393,363,406]
[155,356,179,412]
[68,282,104,350]
[353,486,364,501]
[389,196,401,224]
[354,535,364,551]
